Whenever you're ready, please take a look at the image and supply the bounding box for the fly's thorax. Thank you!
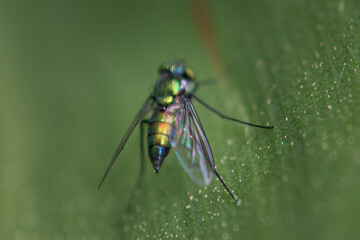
[153,77,198,107]
[154,62,197,107]
[153,77,180,106]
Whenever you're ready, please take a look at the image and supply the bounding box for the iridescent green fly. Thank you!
[98,62,274,203]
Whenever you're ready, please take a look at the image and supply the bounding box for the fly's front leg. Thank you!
[136,119,149,189]
[125,119,149,215]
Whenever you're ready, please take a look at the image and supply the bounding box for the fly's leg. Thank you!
[191,94,274,129]
[189,94,272,205]
[134,119,149,192]
[124,119,149,215]
[214,169,240,205]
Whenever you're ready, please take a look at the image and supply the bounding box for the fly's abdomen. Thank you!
[148,122,172,147]
[148,111,176,172]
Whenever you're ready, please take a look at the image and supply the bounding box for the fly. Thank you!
[98,62,274,204]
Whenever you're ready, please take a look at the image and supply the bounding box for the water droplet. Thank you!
[233,224,239,231]
[282,175,289,181]
[321,143,328,150]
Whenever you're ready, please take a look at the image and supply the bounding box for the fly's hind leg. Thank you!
[124,119,149,215]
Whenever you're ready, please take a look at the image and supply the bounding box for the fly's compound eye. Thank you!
[159,64,188,77]
[184,68,194,80]
[159,64,170,74]
[174,65,185,75]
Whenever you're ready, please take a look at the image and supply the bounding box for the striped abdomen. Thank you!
[147,109,176,173]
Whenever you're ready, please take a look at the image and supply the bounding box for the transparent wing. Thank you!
[170,95,214,186]
[98,95,154,189]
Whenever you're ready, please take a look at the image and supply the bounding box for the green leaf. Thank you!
[0,0,359,239]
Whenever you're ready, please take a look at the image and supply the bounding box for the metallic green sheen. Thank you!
[148,122,172,136]
[148,134,171,148]
[149,112,177,126]
[154,78,180,106]
[156,96,174,106]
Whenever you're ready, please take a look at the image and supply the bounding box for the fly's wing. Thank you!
[98,95,154,189]
[170,95,215,186]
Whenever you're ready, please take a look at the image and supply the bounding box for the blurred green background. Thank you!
[0,0,359,239]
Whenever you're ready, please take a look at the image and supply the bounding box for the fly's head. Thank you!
[154,62,197,106]
[159,62,194,80]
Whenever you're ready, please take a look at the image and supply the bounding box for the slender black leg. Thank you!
[139,120,148,182]
[134,119,149,191]
[124,119,149,215]
[214,169,240,205]
[191,94,274,129]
